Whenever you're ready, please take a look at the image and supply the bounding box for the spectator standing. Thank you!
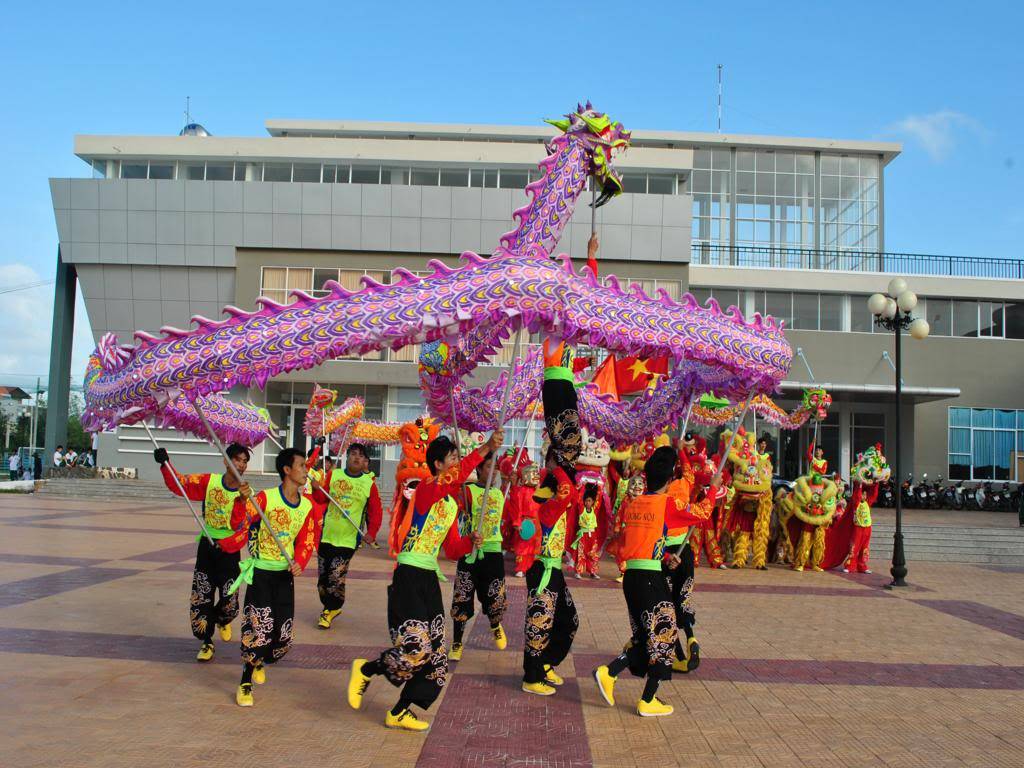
[33,453,42,480]
[53,446,64,468]
[8,453,18,480]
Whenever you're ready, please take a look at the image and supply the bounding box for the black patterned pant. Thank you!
[317,542,355,611]
[370,564,448,710]
[663,543,696,660]
[189,538,240,642]
[450,552,507,644]
[239,569,295,667]
[522,562,578,684]
[542,376,581,477]
[613,568,677,681]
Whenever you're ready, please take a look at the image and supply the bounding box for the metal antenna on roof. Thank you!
[717,65,723,133]
[184,96,191,126]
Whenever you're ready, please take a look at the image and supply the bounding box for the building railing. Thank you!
[691,244,1024,280]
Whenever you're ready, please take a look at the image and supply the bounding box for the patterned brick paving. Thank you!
[912,599,1024,642]
[0,494,1022,768]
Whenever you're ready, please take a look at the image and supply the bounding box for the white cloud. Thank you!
[887,110,988,162]
[0,262,96,389]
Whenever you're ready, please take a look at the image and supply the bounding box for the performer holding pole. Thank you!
[150,424,246,662]
[218,446,326,707]
[347,426,504,732]
[594,446,712,717]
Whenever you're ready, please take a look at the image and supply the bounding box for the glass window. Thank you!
[927,298,952,336]
[121,163,147,179]
[622,173,646,193]
[293,164,321,182]
[795,154,814,174]
[186,164,205,180]
[972,430,994,480]
[764,291,792,326]
[949,407,971,427]
[499,170,528,189]
[953,300,978,337]
[321,165,336,184]
[821,175,840,199]
[972,409,993,428]
[735,151,754,171]
[820,155,840,174]
[850,294,873,333]
[860,156,879,178]
[647,174,675,194]
[263,163,292,182]
[383,167,410,185]
[330,165,351,183]
[234,163,247,181]
[148,164,174,179]
[994,431,1013,480]
[411,168,439,186]
[948,454,970,480]
[949,426,970,453]
[979,302,1003,337]
[775,152,795,173]
[351,165,380,184]
[313,269,339,295]
[690,287,711,306]
[1004,302,1024,339]
[260,267,288,305]
[820,294,842,331]
[205,164,233,181]
[755,151,774,171]
[470,169,498,188]
[995,410,1016,429]
[841,156,859,176]
[693,149,711,169]
[711,149,731,169]
[792,292,819,330]
[440,168,469,187]
[91,159,108,178]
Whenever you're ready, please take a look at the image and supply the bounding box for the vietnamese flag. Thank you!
[593,355,669,396]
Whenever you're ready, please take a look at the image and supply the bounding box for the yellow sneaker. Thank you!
[637,696,673,717]
[347,659,372,710]
[686,637,701,672]
[594,665,616,706]
[235,683,254,707]
[492,625,507,650]
[544,665,564,686]
[671,659,690,673]
[252,663,266,685]
[793,565,804,572]
[385,708,430,732]
[450,642,464,661]
[318,608,341,629]
[218,624,232,642]
[811,566,824,572]
[521,681,557,696]
[196,643,215,662]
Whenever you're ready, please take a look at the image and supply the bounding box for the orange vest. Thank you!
[616,494,672,564]
[665,478,692,540]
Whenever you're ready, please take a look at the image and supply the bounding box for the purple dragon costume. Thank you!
[82,105,792,442]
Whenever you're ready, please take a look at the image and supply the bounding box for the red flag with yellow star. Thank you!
[593,355,668,396]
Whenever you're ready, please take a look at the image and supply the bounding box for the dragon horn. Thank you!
[544,117,571,132]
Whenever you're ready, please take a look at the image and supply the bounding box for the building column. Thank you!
[838,402,852,479]
[44,250,76,467]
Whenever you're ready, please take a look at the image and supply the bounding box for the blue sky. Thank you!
[1,0,1021,385]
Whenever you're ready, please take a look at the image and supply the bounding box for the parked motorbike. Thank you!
[913,473,932,508]
[879,478,896,509]
[901,474,916,509]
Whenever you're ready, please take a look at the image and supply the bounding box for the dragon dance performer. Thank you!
[807,441,828,476]
[844,482,876,573]
[520,336,582,696]
[219,447,326,707]
[154,442,250,662]
[572,485,602,579]
[450,449,509,660]
[680,433,727,570]
[665,447,722,674]
[506,461,541,576]
[316,442,384,629]
[347,427,503,732]
[594,447,710,717]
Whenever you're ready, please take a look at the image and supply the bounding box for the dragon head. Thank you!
[801,388,832,422]
[546,102,631,207]
[310,384,337,410]
[851,444,890,486]
[723,429,773,493]
[792,474,839,526]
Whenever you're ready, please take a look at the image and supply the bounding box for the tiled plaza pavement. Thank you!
[1,494,1023,768]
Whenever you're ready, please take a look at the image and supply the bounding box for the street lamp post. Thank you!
[868,278,930,588]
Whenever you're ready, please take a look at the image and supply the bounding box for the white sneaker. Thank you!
[514,571,524,578]
[864,569,872,574]
[575,573,583,580]
[842,568,850,573]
